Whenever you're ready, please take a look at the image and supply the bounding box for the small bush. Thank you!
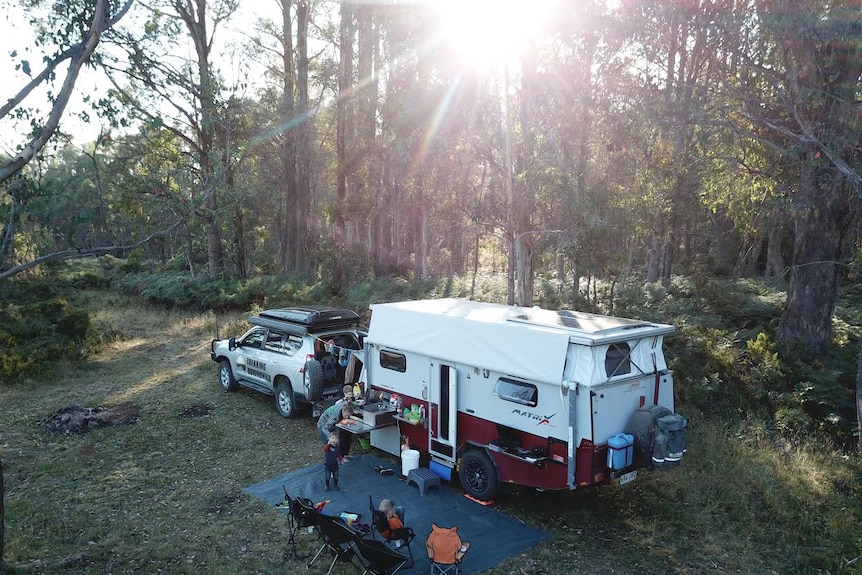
[0,293,93,384]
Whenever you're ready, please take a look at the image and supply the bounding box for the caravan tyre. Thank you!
[303,359,324,401]
[459,449,498,501]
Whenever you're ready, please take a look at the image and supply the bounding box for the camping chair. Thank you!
[425,523,470,575]
[284,490,318,559]
[368,495,415,567]
[308,513,364,575]
[351,537,410,575]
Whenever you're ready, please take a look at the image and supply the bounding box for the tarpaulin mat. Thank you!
[244,452,549,573]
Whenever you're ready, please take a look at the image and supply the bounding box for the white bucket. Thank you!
[401,449,420,476]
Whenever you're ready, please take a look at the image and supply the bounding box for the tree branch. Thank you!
[0,209,190,282]
[0,0,136,185]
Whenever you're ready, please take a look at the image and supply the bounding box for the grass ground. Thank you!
[1,292,861,574]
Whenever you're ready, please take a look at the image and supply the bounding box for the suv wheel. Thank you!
[275,379,297,419]
[219,360,238,392]
[303,359,324,401]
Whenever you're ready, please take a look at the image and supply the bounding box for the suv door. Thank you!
[237,327,270,387]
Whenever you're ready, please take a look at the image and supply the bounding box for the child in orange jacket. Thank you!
[378,498,409,547]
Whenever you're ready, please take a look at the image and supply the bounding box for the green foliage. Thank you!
[614,271,858,450]
[0,281,94,385]
[112,272,283,311]
[10,258,862,451]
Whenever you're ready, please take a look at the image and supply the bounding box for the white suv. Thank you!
[210,306,365,418]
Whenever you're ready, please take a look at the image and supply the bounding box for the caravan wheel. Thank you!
[459,449,498,501]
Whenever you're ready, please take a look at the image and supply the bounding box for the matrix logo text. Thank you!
[512,409,556,427]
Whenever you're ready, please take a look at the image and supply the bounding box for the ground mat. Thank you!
[244,452,549,574]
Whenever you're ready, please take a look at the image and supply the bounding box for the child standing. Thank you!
[323,431,343,491]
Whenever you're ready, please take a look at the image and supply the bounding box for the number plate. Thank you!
[619,470,637,485]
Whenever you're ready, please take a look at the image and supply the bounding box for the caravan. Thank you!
[358,298,686,500]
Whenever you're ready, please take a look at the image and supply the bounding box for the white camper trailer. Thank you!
[360,298,686,500]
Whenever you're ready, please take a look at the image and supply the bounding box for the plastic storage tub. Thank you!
[607,433,634,470]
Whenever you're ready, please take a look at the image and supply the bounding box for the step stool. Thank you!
[407,467,441,496]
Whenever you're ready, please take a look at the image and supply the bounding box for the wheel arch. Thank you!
[456,441,499,473]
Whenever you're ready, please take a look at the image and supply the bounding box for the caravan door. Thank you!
[428,361,457,464]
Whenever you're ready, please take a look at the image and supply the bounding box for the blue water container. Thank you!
[607,433,634,471]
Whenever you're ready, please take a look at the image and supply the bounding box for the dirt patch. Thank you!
[179,402,215,418]
[40,404,141,435]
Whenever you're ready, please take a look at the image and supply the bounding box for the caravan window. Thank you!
[605,343,631,377]
[379,349,407,373]
[494,378,538,407]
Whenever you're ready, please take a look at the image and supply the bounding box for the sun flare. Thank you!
[433,0,558,71]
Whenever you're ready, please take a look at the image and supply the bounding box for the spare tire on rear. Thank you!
[303,359,324,401]
[626,404,687,470]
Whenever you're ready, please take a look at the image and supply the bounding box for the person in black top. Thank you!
[323,431,343,491]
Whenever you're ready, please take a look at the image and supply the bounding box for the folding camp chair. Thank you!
[308,513,364,575]
[351,537,410,575]
[368,495,415,567]
[283,489,318,559]
[425,523,470,575]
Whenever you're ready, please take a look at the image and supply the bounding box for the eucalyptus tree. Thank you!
[706,0,862,356]
[249,0,314,275]
[0,0,135,185]
[335,0,355,259]
[0,0,134,281]
[104,0,241,275]
[372,2,429,275]
[601,0,723,286]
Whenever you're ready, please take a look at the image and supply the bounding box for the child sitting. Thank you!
[377,498,409,548]
[322,431,343,491]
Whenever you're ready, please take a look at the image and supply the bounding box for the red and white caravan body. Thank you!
[365,298,678,500]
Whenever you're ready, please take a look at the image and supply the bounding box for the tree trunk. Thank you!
[295,0,310,274]
[176,0,224,275]
[570,257,580,309]
[1,458,5,575]
[646,233,660,283]
[279,0,297,274]
[507,232,516,306]
[857,338,862,453]
[233,209,246,278]
[515,235,534,307]
[0,180,18,271]
[765,219,785,281]
[661,216,676,288]
[184,221,196,278]
[777,166,852,356]
[470,228,480,298]
[355,4,378,261]
[336,0,355,248]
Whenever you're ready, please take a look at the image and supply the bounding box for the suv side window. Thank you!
[264,330,286,354]
[241,328,266,349]
[284,334,303,356]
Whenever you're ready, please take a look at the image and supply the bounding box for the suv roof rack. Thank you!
[250,306,361,334]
